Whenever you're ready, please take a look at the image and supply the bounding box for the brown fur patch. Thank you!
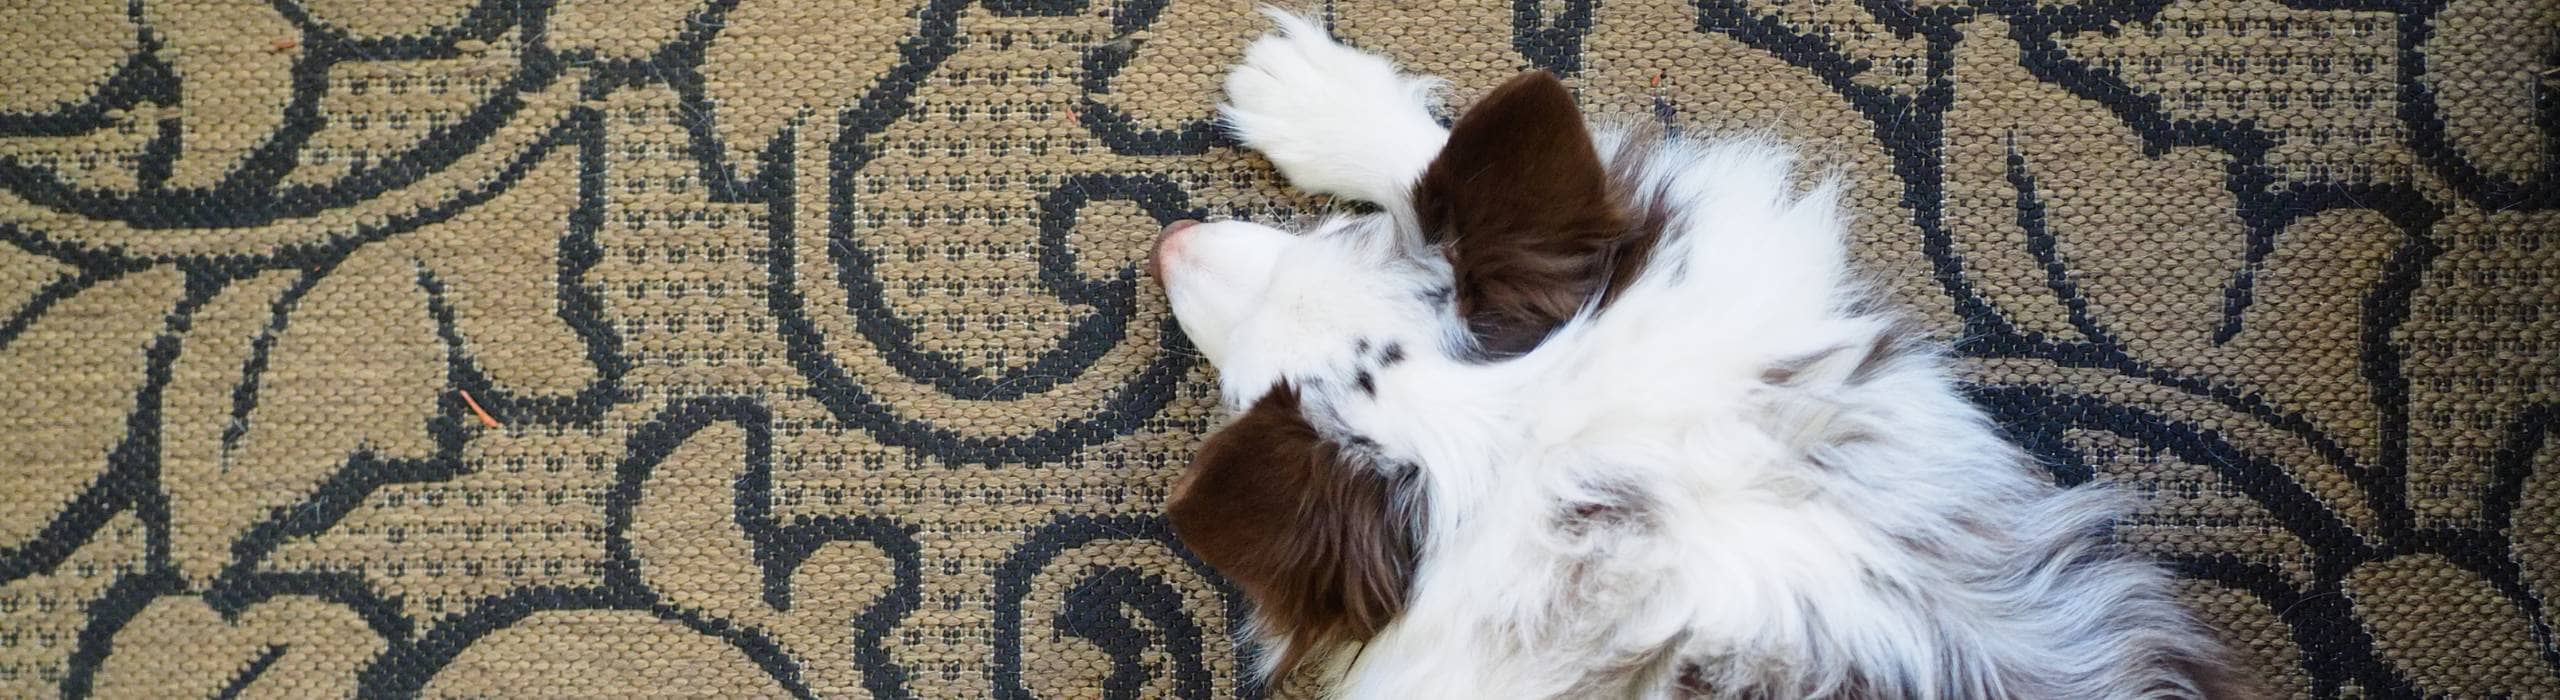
[1847,318,1931,385]
[1760,317,1932,388]
[1165,385,1423,676]
[1415,71,1666,356]
[1758,345,1843,386]
[1555,478,1652,536]
[1673,662,1716,697]
[2174,651,2263,700]
[1599,122,1677,308]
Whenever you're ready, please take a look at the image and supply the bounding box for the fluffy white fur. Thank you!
[1158,12,2232,699]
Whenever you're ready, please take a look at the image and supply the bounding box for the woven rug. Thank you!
[1,0,2554,696]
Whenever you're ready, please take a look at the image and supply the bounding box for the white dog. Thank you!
[1152,11,2247,699]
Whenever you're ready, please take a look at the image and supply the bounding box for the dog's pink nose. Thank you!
[1150,219,1201,281]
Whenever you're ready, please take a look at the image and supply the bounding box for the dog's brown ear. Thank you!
[1166,385,1421,675]
[1416,71,1631,355]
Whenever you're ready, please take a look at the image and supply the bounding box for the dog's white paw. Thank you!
[1221,9,1448,205]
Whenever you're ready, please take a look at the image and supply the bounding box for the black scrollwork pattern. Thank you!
[0,0,2552,696]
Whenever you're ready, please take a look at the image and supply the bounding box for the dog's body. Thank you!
[1153,13,2243,698]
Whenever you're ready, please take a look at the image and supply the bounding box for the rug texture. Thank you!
[1,0,2555,697]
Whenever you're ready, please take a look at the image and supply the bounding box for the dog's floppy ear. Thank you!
[1416,71,1630,355]
[1166,385,1421,676]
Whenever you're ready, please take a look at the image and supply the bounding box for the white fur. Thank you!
[1160,13,2231,699]
[1220,9,1450,207]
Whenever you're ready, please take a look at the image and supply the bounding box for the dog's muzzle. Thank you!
[1149,219,1202,281]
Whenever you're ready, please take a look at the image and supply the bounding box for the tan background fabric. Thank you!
[1,0,2555,697]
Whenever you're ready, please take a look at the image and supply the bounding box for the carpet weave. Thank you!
[2,0,2556,697]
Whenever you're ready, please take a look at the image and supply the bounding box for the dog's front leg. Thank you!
[1220,9,1449,209]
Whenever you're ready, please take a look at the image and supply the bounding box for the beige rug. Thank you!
[2,0,2556,696]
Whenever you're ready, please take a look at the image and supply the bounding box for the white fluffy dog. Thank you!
[1152,11,2246,699]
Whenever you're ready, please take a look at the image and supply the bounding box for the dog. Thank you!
[1151,11,2246,699]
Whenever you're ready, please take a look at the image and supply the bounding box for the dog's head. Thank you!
[1153,71,1657,675]
[1155,71,1647,401]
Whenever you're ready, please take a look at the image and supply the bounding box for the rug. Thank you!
[1,0,2555,697]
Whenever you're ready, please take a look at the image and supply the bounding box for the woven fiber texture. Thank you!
[1,0,2554,697]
